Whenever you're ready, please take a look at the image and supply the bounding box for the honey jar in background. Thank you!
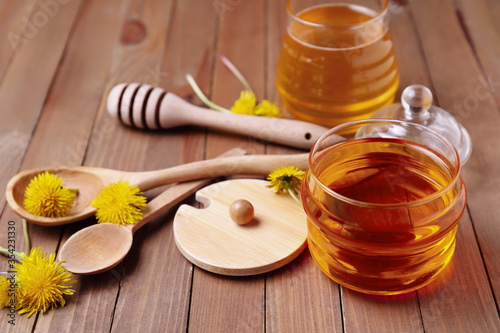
[276,0,399,127]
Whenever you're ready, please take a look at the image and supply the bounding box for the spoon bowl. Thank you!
[60,223,132,274]
[59,178,213,274]
[6,150,309,226]
[7,167,105,225]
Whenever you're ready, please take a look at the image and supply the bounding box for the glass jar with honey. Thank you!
[302,119,467,295]
[276,0,399,127]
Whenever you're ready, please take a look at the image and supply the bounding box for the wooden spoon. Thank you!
[107,83,329,149]
[59,179,213,275]
[6,149,309,226]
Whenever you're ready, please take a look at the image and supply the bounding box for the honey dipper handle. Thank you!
[160,93,327,149]
[106,83,328,149]
[126,153,310,191]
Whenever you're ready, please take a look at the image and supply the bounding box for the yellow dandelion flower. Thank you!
[267,165,305,193]
[267,165,305,204]
[24,172,76,217]
[254,100,281,118]
[0,276,12,308]
[230,90,257,115]
[14,247,76,317]
[91,180,147,225]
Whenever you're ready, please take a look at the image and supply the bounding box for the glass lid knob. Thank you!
[365,84,473,166]
[401,85,432,114]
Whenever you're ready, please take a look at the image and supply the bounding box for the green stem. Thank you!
[219,54,253,92]
[68,188,79,194]
[0,247,22,260]
[23,219,31,252]
[288,189,302,205]
[185,74,231,113]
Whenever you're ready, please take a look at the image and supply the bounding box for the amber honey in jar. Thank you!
[302,120,466,295]
[276,0,399,127]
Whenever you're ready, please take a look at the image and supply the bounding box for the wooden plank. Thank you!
[265,2,342,332]
[188,1,267,332]
[265,0,304,156]
[0,0,84,331]
[409,0,500,329]
[388,1,434,97]
[109,0,217,331]
[0,0,130,331]
[55,0,178,331]
[417,213,500,332]
[265,0,287,116]
[454,0,500,107]
[204,0,267,158]
[342,289,423,333]
[161,0,215,98]
[110,208,194,333]
[267,251,343,333]
[30,271,123,333]
[0,0,83,205]
[0,0,37,81]
[191,271,265,332]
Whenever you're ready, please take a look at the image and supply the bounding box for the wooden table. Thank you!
[1,0,500,332]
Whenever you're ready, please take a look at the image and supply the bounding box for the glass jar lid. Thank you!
[367,84,472,165]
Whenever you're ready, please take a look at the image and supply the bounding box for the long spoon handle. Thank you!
[130,148,247,233]
[130,181,208,233]
[126,153,309,191]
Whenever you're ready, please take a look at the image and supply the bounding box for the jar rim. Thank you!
[286,0,389,30]
[308,119,462,209]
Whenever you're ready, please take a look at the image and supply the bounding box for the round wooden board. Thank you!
[173,179,308,276]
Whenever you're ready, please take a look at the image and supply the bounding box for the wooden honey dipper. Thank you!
[106,83,329,149]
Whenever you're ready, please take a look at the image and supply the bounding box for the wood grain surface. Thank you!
[0,0,499,332]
